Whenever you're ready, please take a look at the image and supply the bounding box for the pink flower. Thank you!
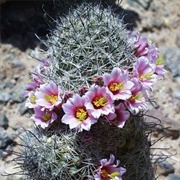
[146,45,166,77]
[22,74,44,98]
[37,57,51,76]
[62,94,98,132]
[133,57,157,90]
[128,31,159,61]
[35,81,62,110]
[125,78,148,115]
[103,68,134,101]
[152,56,167,77]
[25,91,38,109]
[146,43,159,62]
[106,103,130,128]
[94,154,126,180]
[128,31,149,57]
[129,31,166,77]
[31,106,57,128]
[85,86,114,119]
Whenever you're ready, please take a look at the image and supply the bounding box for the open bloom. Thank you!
[133,57,157,90]
[31,106,57,128]
[62,94,98,132]
[125,78,148,115]
[85,86,114,119]
[35,81,62,110]
[103,67,134,101]
[106,103,130,128]
[94,154,126,180]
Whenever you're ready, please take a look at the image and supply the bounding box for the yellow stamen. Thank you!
[101,169,109,178]
[30,95,36,104]
[109,82,124,92]
[139,72,153,81]
[93,96,107,108]
[129,94,142,101]
[109,171,120,179]
[26,78,32,82]
[76,108,87,121]
[156,56,165,65]
[144,72,153,79]
[42,114,51,122]
[45,94,58,104]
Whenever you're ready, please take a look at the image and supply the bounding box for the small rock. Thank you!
[10,87,24,103]
[0,91,11,103]
[176,32,180,48]
[1,144,14,159]
[17,102,28,115]
[152,18,164,29]
[0,128,14,150]
[0,113,9,130]
[162,48,180,77]
[157,160,175,176]
[168,174,180,180]
[4,80,16,89]
[2,54,14,61]
[0,73,6,81]
[127,0,153,9]
[11,59,26,70]
[173,90,180,100]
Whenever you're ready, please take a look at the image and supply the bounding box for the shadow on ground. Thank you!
[0,0,140,51]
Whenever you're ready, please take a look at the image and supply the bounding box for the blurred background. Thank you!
[0,0,179,179]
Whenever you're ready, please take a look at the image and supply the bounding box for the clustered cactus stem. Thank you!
[8,2,166,180]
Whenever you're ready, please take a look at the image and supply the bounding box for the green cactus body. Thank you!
[47,3,134,92]
[10,2,160,180]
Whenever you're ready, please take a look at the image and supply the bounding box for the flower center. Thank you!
[139,72,153,81]
[144,72,153,79]
[156,56,165,65]
[76,108,87,121]
[109,82,123,92]
[45,94,58,104]
[42,113,51,122]
[101,169,109,178]
[93,96,107,108]
[101,169,120,179]
[129,93,142,101]
[30,94,36,104]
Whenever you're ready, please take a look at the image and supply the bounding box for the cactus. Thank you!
[9,2,166,180]
[12,128,97,180]
[45,3,134,92]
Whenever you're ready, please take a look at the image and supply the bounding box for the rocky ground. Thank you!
[0,0,179,180]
